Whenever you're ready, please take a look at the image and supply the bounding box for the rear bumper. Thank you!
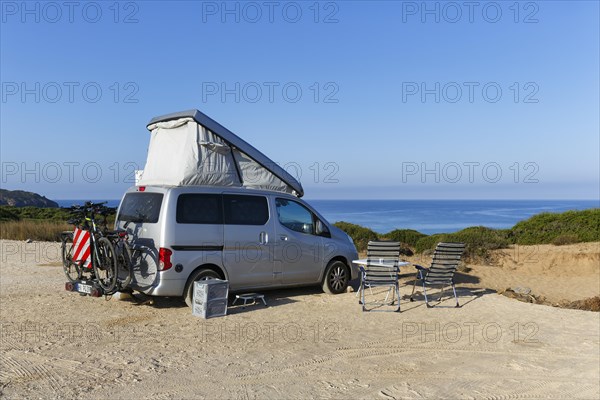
[132,276,186,297]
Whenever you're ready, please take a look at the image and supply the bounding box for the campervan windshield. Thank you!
[117,192,163,223]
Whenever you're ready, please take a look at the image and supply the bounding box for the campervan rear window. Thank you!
[176,194,223,224]
[117,192,163,223]
[223,195,269,225]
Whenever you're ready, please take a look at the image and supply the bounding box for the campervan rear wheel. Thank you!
[322,261,350,294]
[184,268,221,307]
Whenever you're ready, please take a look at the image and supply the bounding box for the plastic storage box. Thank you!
[192,279,229,319]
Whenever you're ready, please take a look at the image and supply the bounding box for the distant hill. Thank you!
[0,189,58,208]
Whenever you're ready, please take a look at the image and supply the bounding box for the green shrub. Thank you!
[0,207,20,222]
[333,221,379,252]
[511,209,600,245]
[415,234,446,253]
[0,205,116,224]
[0,206,72,221]
[449,226,510,258]
[382,229,427,247]
[414,226,510,260]
[551,234,580,246]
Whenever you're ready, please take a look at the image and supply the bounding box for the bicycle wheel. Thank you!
[93,237,118,293]
[116,241,133,289]
[61,233,80,282]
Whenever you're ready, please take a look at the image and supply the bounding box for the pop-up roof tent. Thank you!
[137,109,304,197]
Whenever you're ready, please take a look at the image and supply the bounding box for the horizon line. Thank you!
[51,197,600,202]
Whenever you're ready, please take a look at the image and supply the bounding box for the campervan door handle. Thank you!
[259,232,269,245]
[279,235,288,241]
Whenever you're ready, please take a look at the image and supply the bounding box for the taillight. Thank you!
[159,248,173,271]
[138,186,146,192]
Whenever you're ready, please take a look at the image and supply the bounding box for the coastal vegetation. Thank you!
[334,208,600,259]
[0,205,116,241]
[1,205,598,260]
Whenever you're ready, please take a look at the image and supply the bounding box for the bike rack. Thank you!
[62,202,135,299]
[65,279,105,297]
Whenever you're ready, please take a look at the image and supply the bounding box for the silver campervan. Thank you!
[116,110,358,306]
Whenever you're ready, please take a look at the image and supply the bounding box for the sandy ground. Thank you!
[403,242,600,304]
[0,240,599,399]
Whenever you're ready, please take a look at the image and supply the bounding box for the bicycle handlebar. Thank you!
[64,202,116,224]
[84,201,107,207]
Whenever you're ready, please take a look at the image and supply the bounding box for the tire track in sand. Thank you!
[0,352,62,394]
[232,341,559,380]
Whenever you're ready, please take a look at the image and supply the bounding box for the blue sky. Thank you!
[1,0,598,200]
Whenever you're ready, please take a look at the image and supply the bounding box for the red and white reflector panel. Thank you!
[71,227,91,269]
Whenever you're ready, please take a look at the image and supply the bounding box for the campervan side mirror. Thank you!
[316,220,331,237]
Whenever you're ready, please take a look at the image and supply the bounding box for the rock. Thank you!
[112,291,134,301]
[0,189,59,208]
[502,288,546,305]
[565,296,600,312]
[512,286,532,295]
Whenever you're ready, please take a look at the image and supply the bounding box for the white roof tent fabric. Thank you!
[137,109,304,197]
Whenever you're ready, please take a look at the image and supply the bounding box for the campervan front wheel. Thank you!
[183,268,222,307]
[322,261,350,294]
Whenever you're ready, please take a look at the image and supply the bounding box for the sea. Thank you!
[55,199,599,235]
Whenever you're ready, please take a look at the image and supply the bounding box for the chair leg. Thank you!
[361,282,367,311]
[410,273,419,301]
[438,285,445,302]
[356,273,366,298]
[422,281,431,307]
[358,275,369,304]
[452,283,460,307]
[359,283,364,305]
[395,285,401,312]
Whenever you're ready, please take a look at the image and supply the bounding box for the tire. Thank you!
[322,260,350,294]
[184,268,222,308]
[93,237,118,293]
[61,233,80,282]
[116,242,133,289]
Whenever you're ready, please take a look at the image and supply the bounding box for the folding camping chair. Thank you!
[410,242,465,307]
[359,241,401,312]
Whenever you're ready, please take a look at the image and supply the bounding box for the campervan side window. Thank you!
[176,194,223,224]
[223,195,269,225]
[118,193,163,223]
[275,198,314,234]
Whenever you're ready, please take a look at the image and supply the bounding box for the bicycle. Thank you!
[98,206,134,291]
[61,202,118,294]
[61,205,87,283]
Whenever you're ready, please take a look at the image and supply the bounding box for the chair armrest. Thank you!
[414,264,427,280]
